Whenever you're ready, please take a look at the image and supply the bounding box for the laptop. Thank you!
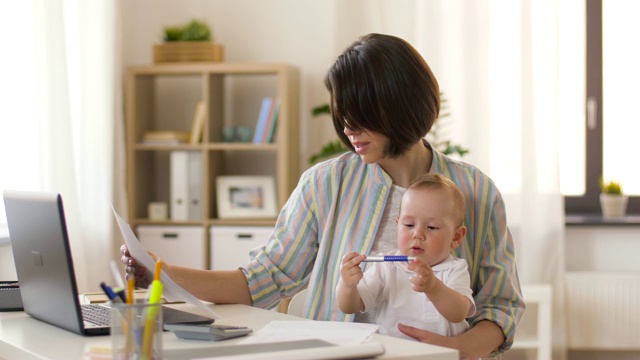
[3,190,214,336]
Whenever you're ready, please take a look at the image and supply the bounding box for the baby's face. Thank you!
[396,188,462,266]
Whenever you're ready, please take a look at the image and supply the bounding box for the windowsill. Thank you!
[566,213,640,226]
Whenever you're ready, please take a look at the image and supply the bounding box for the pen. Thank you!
[99,282,121,302]
[362,256,416,262]
[113,287,127,303]
[142,260,163,360]
[127,277,135,305]
[124,277,135,356]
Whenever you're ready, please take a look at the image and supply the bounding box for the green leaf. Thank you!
[312,104,331,117]
[181,20,211,41]
[599,177,623,194]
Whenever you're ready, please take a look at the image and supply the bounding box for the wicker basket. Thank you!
[153,42,224,63]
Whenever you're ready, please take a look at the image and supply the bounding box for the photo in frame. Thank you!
[216,176,277,219]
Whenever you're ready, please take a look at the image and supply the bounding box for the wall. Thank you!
[565,226,640,360]
[120,0,344,172]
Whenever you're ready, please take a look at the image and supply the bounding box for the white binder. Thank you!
[188,152,203,220]
[170,151,203,221]
[170,151,189,220]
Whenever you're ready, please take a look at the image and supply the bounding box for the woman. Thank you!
[122,33,524,359]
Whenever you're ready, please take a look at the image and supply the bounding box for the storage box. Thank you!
[0,281,23,311]
[153,42,224,63]
[210,226,273,270]
[137,226,205,269]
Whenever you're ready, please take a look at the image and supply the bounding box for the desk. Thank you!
[0,303,458,360]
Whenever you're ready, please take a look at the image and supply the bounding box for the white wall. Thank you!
[566,226,640,272]
[120,0,345,172]
[565,226,640,360]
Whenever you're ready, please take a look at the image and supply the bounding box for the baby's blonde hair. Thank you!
[406,173,466,225]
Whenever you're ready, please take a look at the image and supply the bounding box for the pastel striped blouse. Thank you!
[241,145,524,351]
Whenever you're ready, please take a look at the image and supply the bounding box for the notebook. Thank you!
[3,190,214,336]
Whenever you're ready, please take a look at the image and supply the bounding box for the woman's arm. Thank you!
[165,264,253,305]
[121,245,252,305]
[436,156,525,355]
[398,320,504,360]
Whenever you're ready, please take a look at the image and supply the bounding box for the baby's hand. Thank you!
[408,258,437,293]
[339,252,365,287]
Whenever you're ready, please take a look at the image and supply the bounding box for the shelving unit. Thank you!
[124,63,300,269]
[506,284,552,360]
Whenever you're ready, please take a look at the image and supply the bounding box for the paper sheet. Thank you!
[112,207,219,319]
[238,321,379,346]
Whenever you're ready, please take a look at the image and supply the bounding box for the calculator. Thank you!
[165,323,252,341]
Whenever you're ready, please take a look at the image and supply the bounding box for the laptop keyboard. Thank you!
[81,304,112,326]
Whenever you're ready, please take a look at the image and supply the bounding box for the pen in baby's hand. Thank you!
[362,256,416,262]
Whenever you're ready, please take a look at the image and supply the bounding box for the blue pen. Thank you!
[100,282,121,302]
[362,255,416,262]
[113,287,127,303]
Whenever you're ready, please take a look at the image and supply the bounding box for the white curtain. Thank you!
[332,0,571,358]
[0,0,119,293]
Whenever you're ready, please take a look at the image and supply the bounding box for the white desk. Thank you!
[0,303,458,360]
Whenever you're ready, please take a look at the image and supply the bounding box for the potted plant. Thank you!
[599,178,628,218]
[308,93,469,164]
[153,19,224,63]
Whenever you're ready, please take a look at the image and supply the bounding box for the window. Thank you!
[0,2,40,240]
[563,0,640,214]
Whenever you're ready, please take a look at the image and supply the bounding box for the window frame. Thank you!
[564,0,640,214]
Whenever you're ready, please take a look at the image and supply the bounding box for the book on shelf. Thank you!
[260,98,277,143]
[143,131,190,144]
[189,100,206,144]
[253,97,273,144]
[265,98,280,143]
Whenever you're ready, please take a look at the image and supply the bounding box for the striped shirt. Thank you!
[241,145,525,352]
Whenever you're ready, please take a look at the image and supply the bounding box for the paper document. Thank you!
[238,320,379,346]
[112,207,219,319]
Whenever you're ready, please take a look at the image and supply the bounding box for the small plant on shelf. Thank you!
[599,178,623,195]
[154,19,222,64]
[163,20,211,42]
[599,177,628,218]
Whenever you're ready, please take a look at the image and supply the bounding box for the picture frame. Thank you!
[216,176,277,219]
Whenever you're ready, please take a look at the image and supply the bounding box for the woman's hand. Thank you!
[398,320,505,360]
[120,244,153,288]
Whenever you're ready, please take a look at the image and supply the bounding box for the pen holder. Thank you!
[111,302,163,360]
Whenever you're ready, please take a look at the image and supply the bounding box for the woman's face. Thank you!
[343,126,389,164]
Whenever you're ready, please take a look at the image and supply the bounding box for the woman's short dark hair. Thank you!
[325,33,440,158]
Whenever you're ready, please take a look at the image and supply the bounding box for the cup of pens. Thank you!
[111,301,163,360]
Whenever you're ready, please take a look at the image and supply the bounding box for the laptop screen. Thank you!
[3,190,87,335]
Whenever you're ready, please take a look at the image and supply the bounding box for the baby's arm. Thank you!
[336,252,366,314]
[408,259,472,323]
